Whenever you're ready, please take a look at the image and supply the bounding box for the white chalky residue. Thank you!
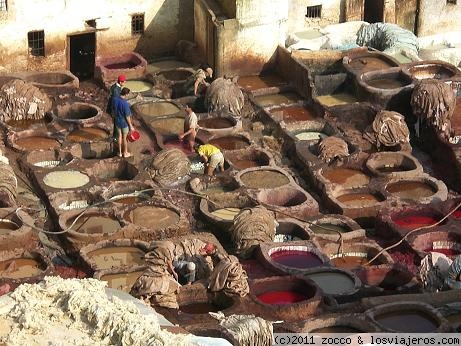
[43,170,90,189]
[0,276,196,346]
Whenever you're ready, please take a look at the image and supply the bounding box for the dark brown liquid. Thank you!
[209,136,250,150]
[67,128,108,142]
[129,206,180,229]
[375,311,439,332]
[198,117,234,129]
[386,181,436,199]
[331,255,369,269]
[0,258,44,279]
[0,220,19,235]
[349,57,396,74]
[101,271,144,292]
[15,136,60,151]
[6,118,47,130]
[366,78,408,89]
[240,170,290,189]
[312,326,362,333]
[105,61,137,69]
[67,215,121,234]
[270,106,317,122]
[232,159,262,169]
[179,302,221,314]
[322,168,370,188]
[337,193,382,207]
[113,196,147,204]
[237,74,286,91]
[88,247,145,269]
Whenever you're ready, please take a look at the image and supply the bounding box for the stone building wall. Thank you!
[417,0,461,36]
[288,0,343,33]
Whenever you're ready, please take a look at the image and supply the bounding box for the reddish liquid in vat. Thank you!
[270,250,323,269]
[232,159,261,169]
[15,136,60,151]
[393,215,438,229]
[198,117,234,129]
[452,209,461,219]
[331,256,370,269]
[237,75,287,91]
[270,106,317,122]
[348,57,396,74]
[257,290,308,305]
[423,248,461,256]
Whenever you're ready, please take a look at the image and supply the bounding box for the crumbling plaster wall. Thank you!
[287,0,343,33]
[0,0,193,73]
[417,0,461,36]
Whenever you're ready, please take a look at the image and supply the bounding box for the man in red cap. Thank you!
[106,75,127,140]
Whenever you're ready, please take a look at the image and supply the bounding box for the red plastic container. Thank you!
[128,130,140,142]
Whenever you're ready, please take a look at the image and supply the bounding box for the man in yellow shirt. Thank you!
[196,144,224,176]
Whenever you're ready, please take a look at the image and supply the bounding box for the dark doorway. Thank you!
[69,32,96,80]
[364,0,384,23]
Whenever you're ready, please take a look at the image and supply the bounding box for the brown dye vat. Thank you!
[375,311,439,332]
[356,267,413,290]
[157,69,192,81]
[407,64,456,80]
[349,57,396,74]
[232,159,261,169]
[15,136,60,151]
[312,326,362,333]
[139,102,181,118]
[67,215,121,234]
[198,117,234,129]
[209,136,250,150]
[129,206,179,229]
[376,165,410,173]
[237,75,286,91]
[179,302,221,314]
[105,61,137,69]
[309,223,351,235]
[6,118,47,130]
[270,106,317,122]
[322,168,370,188]
[366,78,408,89]
[386,181,436,199]
[0,258,44,279]
[151,118,184,135]
[331,255,370,269]
[337,193,382,207]
[240,170,290,189]
[0,220,19,235]
[67,128,108,142]
[87,247,145,270]
[254,92,304,107]
[100,271,143,292]
[113,196,147,205]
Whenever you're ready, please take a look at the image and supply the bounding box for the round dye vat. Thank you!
[0,258,44,279]
[151,118,184,135]
[366,78,408,89]
[237,75,286,91]
[254,92,303,107]
[270,106,317,122]
[0,220,19,235]
[337,193,382,207]
[348,57,397,74]
[123,80,153,93]
[240,170,290,189]
[375,311,439,332]
[257,290,308,305]
[393,215,438,230]
[331,254,369,269]
[306,272,356,295]
[316,93,358,107]
[15,136,60,151]
[67,215,121,234]
[43,170,90,189]
[270,249,323,269]
[210,207,241,221]
[386,181,436,200]
[232,159,262,170]
[100,271,144,293]
[163,138,194,155]
[179,302,221,314]
[453,208,461,219]
[311,326,362,333]
[309,223,351,235]
[356,267,413,290]
[67,127,108,142]
[129,206,179,229]
[111,193,150,205]
[322,168,370,188]
[295,131,328,141]
[138,101,181,118]
[198,117,234,129]
[6,118,47,130]
[209,136,250,150]
[87,247,145,270]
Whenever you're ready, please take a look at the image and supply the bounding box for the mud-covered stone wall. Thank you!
[0,0,194,73]
[418,0,461,36]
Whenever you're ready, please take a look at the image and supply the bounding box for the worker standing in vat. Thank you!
[106,75,126,139]
[113,87,135,158]
[195,143,225,176]
[183,64,213,96]
[178,105,199,152]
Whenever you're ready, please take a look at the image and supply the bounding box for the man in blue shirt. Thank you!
[106,75,126,140]
[113,87,135,158]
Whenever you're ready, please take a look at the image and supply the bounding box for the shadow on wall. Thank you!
[134,0,195,59]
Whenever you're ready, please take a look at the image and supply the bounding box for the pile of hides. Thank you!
[147,148,191,186]
[419,252,453,292]
[175,40,205,67]
[318,136,349,164]
[0,79,52,122]
[131,241,180,309]
[356,23,419,58]
[0,159,17,207]
[364,110,410,148]
[208,255,249,297]
[205,77,244,116]
[230,206,276,259]
[210,312,273,346]
[411,79,456,139]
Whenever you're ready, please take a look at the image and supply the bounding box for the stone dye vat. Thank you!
[133,101,182,121]
[366,151,422,178]
[249,276,321,321]
[156,68,193,82]
[197,114,242,136]
[384,176,447,203]
[366,302,448,332]
[189,175,239,197]
[5,118,49,131]
[274,218,311,242]
[43,170,90,189]
[80,239,149,272]
[409,231,461,258]
[64,212,122,238]
[298,315,379,334]
[316,92,358,107]
[125,204,180,230]
[343,51,399,76]
[24,149,73,170]
[66,126,110,143]
[124,79,153,93]
[254,92,304,107]
[305,268,360,296]
[48,190,98,215]
[96,52,147,83]
[269,105,318,123]
[55,102,101,124]
[354,264,419,292]
[146,59,191,73]
[161,136,196,155]
[224,147,274,170]
[328,188,386,220]
[307,215,365,241]
[0,251,51,285]
[69,141,114,160]
[237,74,287,93]
[208,134,251,151]
[102,182,155,206]
[236,167,292,189]
[23,70,79,89]
[9,130,61,152]
[0,208,35,252]
[149,117,184,136]
[402,60,459,81]
[320,167,370,189]
[94,268,144,293]
[88,160,138,183]
[176,286,235,317]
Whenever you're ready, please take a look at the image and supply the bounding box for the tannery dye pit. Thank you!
[87,247,145,270]
[239,169,290,189]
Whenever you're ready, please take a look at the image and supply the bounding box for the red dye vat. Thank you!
[393,215,438,230]
[257,290,307,305]
[270,250,323,269]
[453,209,461,219]
[423,248,461,256]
